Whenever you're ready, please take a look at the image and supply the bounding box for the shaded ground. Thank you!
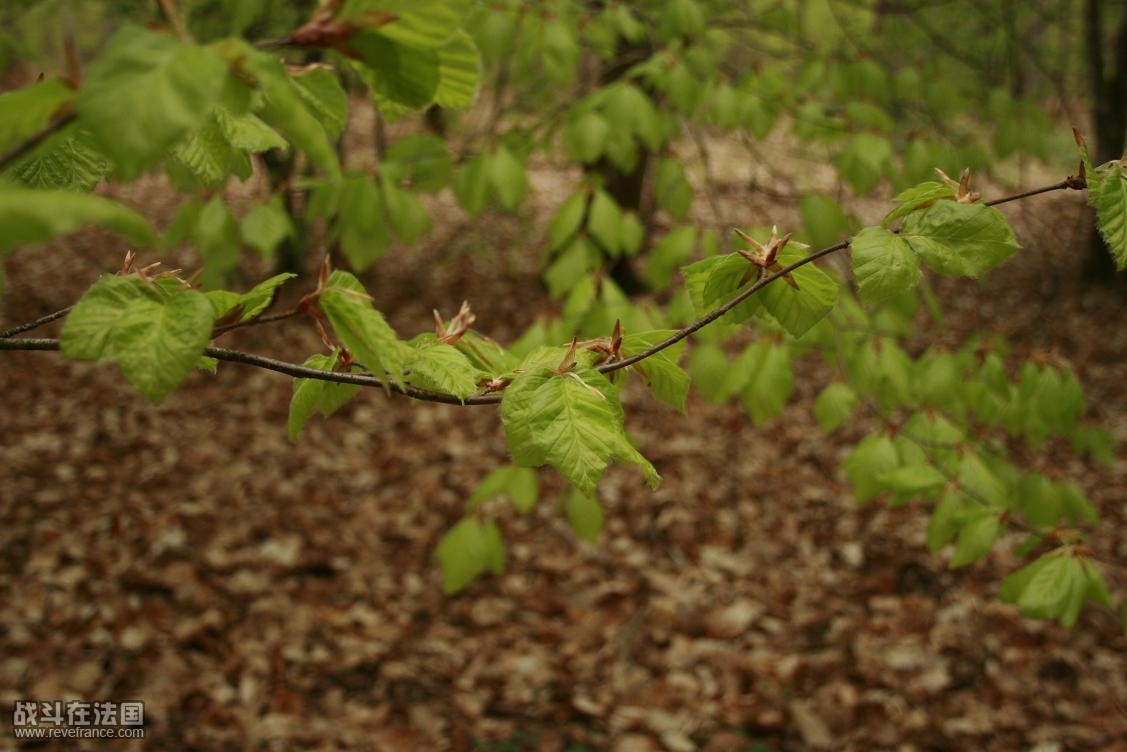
[1,118,1126,751]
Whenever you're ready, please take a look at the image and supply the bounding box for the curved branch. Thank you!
[0,112,78,172]
[0,337,504,406]
[0,178,1085,407]
[0,306,73,339]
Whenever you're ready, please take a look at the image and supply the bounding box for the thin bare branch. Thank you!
[0,306,73,339]
[0,178,1086,406]
[0,111,77,172]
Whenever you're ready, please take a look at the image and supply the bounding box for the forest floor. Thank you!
[1,109,1126,751]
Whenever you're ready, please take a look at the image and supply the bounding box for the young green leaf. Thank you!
[948,511,999,569]
[813,382,857,433]
[75,26,230,178]
[61,276,154,360]
[548,192,588,252]
[467,466,539,514]
[758,248,838,337]
[488,146,526,211]
[843,433,900,503]
[881,181,957,227]
[565,489,605,543]
[646,226,696,288]
[403,341,480,400]
[501,366,658,494]
[738,342,794,426]
[435,517,505,595]
[114,290,214,403]
[317,271,407,384]
[288,351,360,442]
[0,184,155,255]
[587,190,623,256]
[241,196,295,258]
[433,31,481,109]
[850,227,922,305]
[563,111,609,164]
[900,201,1020,277]
[1090,164,1127,270]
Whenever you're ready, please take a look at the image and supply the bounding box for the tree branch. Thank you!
[0,178,1086,406]
[0,338,503,406]
[0,112,78,173]
[0,306,73,339]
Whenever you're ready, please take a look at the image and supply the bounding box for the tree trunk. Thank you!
[595,40,656,296]
[1084,0,1127,279]
[261,149,308,276]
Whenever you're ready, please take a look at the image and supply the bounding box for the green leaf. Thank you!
[835,133,892,195]
[404,341,480,399]
[843,434,900,503]
[500,367,552,467]
[467,466,539,514]
[620,212,645,256]
[351,33,439,109]
[242,48,340,178]
[61,276,153,360]
[290,66,349,140]
[738,342,794,426]
[382,180,432,242]
[288,351,360,442]
[686,343,731,404]
[700,254,762,325]
[758,248,838,337]
[112,289,214,403]
[340,0,468,48]
[317,271,406,384]
[0,79,73,155]
[488,146,526,211]
[1090,164,1127,270]
[877,464,947,495]
[900,201,1020,277]
[565,489,604,543]
[549,192,588,252]
[655,158,693,219]
[800,194,853,249]
[948,512,999,569]
[76,26,230,179]
[928,489,966,552]
[850,227,922,305]
[241,196,295,258]
[194,196,241,289]
[0,183,155,255]
[882,181,957,227]
[587,190,623,256]
[434,31,480,109]
[563,111,609,164]
[813,382,857,433]
[646,226,697,289]
[621,333,689,412]
[544,236,597,298]
[435,517,504,595]
[453,153,489,217]
[336,172,391,270]
[385,133,452,192]
[236,272,296,321]
[501,366,658,494]
[9,131,112,192]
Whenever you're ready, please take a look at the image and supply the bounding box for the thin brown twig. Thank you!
[0,338,501,406]
[211,309,303,338]
[0,306,73,339]
[0,178,1086,405]
[0,112,77,172]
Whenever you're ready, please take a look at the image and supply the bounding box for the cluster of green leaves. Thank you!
[2,1,1125,635]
